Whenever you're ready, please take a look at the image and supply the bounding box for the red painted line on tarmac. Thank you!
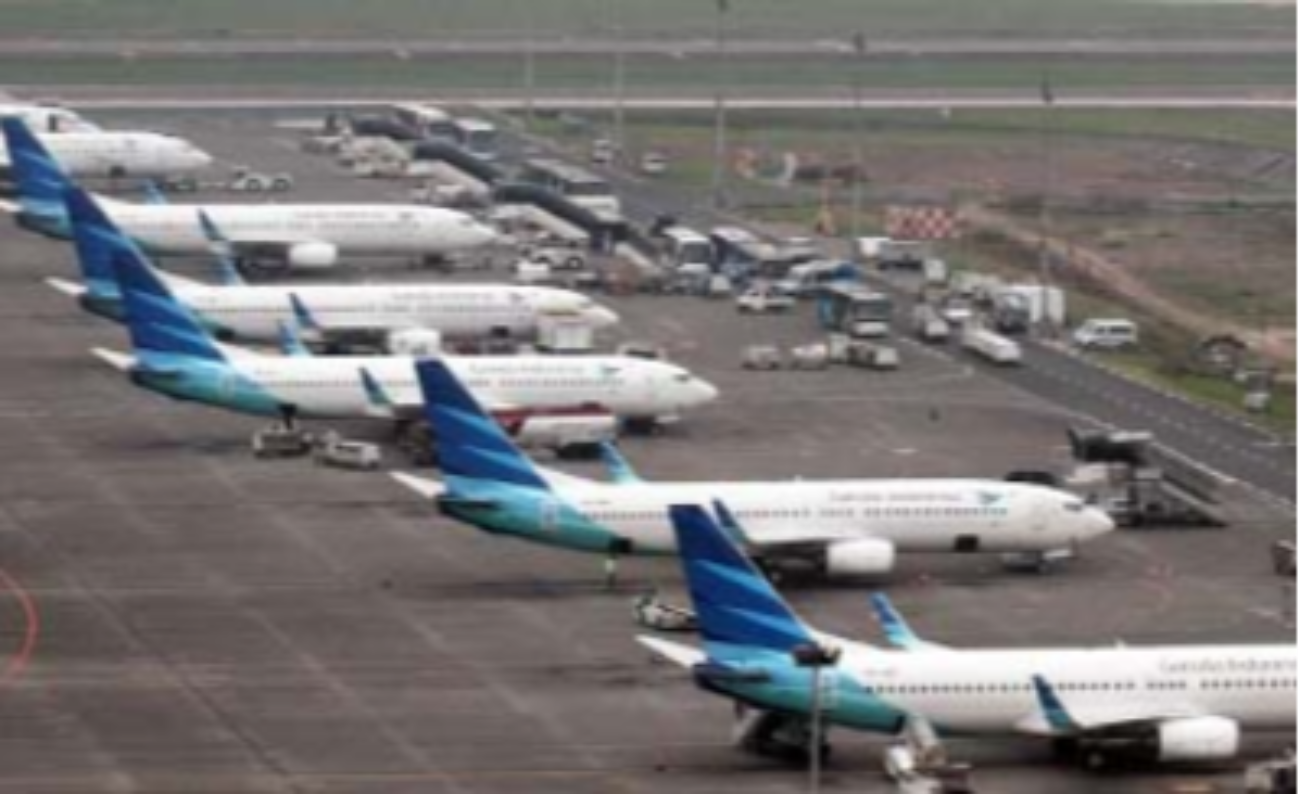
[0,567,39,686]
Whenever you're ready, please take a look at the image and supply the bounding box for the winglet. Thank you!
[598,441,642,484]
[359,366,393,410]
[142,181,169,205]
[277,320,313,357]
[868,594,949,652]
[288,293,322,332]
[197,210,245,286]
[710,498,755,549]
[1032,675,1080,733]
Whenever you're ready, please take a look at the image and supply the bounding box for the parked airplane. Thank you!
[0,102,99,133]
[390,359,1112,577]
[2,118,497,270]
[54,187,619,348]
[91,222,716,431]
[642,505,1295,767]
[0,121,210,180]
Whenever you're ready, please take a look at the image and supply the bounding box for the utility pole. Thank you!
[849,32,868,254]
[522,1,537,131]
[611,0,627,161]
[710,0,731,210]
[1037,71,1057,335]
[794,642,840,794]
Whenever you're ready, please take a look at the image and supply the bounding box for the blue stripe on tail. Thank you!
[107,224,226,363]
[668,504,814,654]
[414,359,550,491]
[64,186,123,298]
[2,118,72,222]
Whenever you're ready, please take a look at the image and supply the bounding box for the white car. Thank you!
[736,285,795,314]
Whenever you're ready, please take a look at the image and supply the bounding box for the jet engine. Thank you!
[287,242,339,270]
[823,538,897,577]
[1155,717,1241,762]
[386,328,443,357]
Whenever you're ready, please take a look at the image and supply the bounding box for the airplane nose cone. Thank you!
[1084,507,1116,541]
[586,305,620,328]
[693,378,720,405]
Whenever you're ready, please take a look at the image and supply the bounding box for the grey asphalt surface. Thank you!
[0,111,1291,794]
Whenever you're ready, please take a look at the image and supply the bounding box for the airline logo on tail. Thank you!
[2,118,73,232]
[414,359,551,491]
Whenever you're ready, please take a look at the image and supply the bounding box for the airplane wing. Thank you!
[1015,674,1204,737]
[389,472,447,501]
[0,197,19,213]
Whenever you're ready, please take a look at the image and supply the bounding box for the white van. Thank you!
[1073,318,1139,350]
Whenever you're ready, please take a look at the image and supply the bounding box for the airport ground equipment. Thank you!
[1246,751,1297,794]
[960,325,1023,366]
[1065,428,1226,527]
[790,344,830,370]
[911,304,951,344]
[846,340,901,370]
[1273,540,1297,578]
[742,345,783,370]
[633,593,698,633]
[736,284,796,314]
[252,424,314,459]
[312,432,382,471]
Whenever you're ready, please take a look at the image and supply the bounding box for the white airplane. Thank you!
[0,122,210,180]
[391,359,1113,577]
[644,505,1296,768]
[2,117,497,271]
[55,187,619,348]
[0,102,99,133]
[93,224,717,433]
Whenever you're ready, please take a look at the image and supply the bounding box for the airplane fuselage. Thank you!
[0,131,211,179]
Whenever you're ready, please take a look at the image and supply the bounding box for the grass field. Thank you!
[0,52,1291,93]
[0,0,1290,40]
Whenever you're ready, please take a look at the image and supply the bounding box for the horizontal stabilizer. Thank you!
[389,472,447,501]
[636,635,707,669]
[45,277,86,298]
[90,347,136,372]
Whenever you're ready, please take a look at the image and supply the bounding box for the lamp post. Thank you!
[1037,71,1057,314]
[611,0,627,162]
[849,32,868,256]
[793,642,840,794]
[710,0,731,210]
[521,1,537,131]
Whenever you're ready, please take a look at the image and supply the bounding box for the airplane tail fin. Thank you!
[414,358,551,491]
[668,504,815,654]
[2,117,74,223]
[107,222,227,363]
[64,186,126,300]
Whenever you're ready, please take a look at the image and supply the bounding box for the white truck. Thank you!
[961,326,1023,366]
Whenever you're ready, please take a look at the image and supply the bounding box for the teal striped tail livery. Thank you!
[668,504,814,654]
[414,358,550,491]
[108,223,227,363]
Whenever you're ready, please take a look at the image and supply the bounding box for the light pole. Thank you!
[522,1,537,131]
[1037,71,1056,314]
[793,642,840,794]
[611,0,627,161]
[710,0,731,210]
[849,32,868,255]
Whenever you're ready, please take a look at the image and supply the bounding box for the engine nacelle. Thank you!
[386,328,443,357]
[287,241,339,269]
[1156,716,1241,762]
[512,413,617,450]
[824,538,897,577]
